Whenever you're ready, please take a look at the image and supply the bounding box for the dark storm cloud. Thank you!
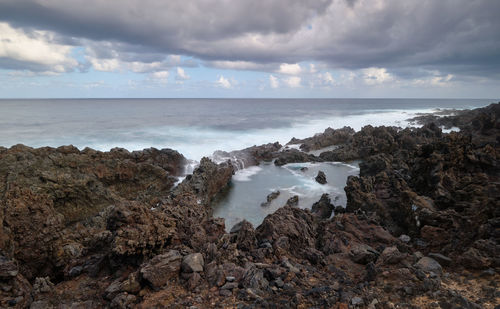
[0,0,499,79]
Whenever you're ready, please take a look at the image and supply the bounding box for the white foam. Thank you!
[233,166,263,182]
[442,126,460,133]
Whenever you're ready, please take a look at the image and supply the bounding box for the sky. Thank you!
[0,0,499,98]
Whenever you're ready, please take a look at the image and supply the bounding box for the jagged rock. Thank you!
[0,256,18,278]
[33,276,54,294]
[212,142,282,169]
[311,194,334,219]
[285,195,299,207]
[414,257,442,275]
[140,250,182,289]
[287,127,355,151]
[182,253,205,273]
[230,220,256,251]
[458,247,491,269]
[241,264,269,290]
[256,206,317,258]
[274,149,322,166]
[110,292,136,309]
[261,191,280,207]
[107,201,176,256]
[428,253,452,266]
[377,246,405,265]
[350,244,379,264]
[173,157,234,204]
[315,170,327,184]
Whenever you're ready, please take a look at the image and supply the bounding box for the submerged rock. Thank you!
[260,190,280,207]
[285,195,299,207]
[315,170,327,184]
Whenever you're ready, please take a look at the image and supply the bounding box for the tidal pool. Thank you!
[212,160,359,230]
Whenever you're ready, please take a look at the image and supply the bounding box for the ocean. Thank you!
[0,98,493,229]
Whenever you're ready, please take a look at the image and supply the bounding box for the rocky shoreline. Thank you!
[0,103,498,308]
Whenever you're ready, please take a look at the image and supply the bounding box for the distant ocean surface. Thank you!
[0,98,493,161]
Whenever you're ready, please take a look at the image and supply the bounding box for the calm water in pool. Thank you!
[212,160,359,230]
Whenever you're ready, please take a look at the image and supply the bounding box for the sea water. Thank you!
[0,98,493,229]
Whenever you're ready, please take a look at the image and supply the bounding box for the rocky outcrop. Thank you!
[274,149,322,166]
[212,142,282,169]
[0,103,498,308]
[0,145,185,281]
[172,157,234,204]
[288,126,355,151]
[311,193,334,219]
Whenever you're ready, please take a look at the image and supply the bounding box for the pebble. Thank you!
[351,296,363,306]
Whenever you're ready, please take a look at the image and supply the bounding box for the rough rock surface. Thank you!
[288,126,355,151]
[0,103,498,308]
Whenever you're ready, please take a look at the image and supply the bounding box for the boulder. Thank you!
[414,257,442,275]
[182,253,205,273]
[285,195,299,207]
[140,250,182,289]
[311,194,334,219]
[315,171,327,184]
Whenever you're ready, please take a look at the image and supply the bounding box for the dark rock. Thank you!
[221,282,238,290]
[414,257,442,275]
[351,296,363,306]
[287,127,355,151]
[350,244,379,264]
[377,246,405,265]
[232,220,257,251]
[219,289,232,297]
[459,247,491,270]
[260,190,280,207]
[140,250,182,289]
[241,265,269,290]
[428,253,452,266]
[285,195,299,207]
[274,149,322,166]
[334,206,346,215]
[182,253,205,273]
[187,272,202,290]
[315,171,327,184]
[0,257,18,278]
[311,193,334,219]
[173,157,234,204]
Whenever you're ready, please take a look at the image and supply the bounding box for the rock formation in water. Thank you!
[0,103,498,308]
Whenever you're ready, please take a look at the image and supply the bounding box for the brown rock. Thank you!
[140,250,182,289]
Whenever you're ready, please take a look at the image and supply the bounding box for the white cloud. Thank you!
[176,67,190,80]
[413,72,454,87]
[269,75,279,88]
[209,60,270,71]
[309,63,317,74]
[0,22,77,72]
[362,67,394,85]
[88,58,120,72]
[217,75,231,88]
[151,70,169,83]
[285,76,301,88]
[278,63,302,75]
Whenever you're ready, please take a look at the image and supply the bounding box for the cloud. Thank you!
[0,22,77,72]
[278,63,302,75]
[285,76,301,88]
[0,0,498,82]
[150,70,169,83]
[269,75,279,88]
[362,67,394,85]
[217,75,232,88]
[176,67,190,80]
